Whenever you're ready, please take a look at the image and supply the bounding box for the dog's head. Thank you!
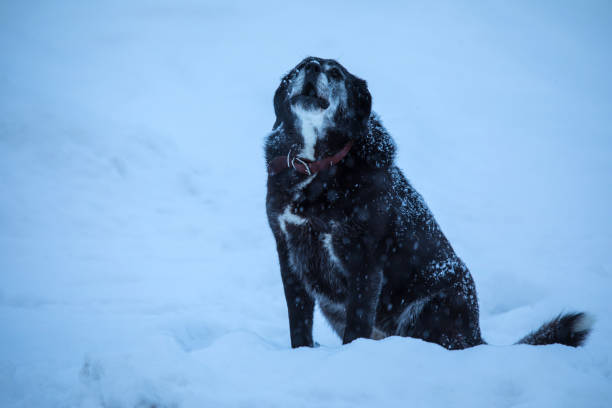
[273,57,372,157]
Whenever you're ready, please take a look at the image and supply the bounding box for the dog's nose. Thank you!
[305,60,321,74]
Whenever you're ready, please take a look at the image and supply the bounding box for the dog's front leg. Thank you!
[275,238,315,348]
[342,261,382,344]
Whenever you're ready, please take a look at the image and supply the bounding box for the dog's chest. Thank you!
[277,178,348,302]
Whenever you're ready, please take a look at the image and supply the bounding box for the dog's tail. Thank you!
[515,312,593,347]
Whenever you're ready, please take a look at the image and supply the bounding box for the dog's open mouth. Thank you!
[291,82,329,110]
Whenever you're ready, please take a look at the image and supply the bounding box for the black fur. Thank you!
[265,57,592,349]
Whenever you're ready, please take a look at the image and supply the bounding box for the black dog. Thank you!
[265,57,592,349]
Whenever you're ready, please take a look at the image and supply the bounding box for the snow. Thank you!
[1,0,611,407]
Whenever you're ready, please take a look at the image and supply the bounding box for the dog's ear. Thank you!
[350,77,372,124]
[346,77,372,136]
[353,78,372,122]
[272,80,287,129]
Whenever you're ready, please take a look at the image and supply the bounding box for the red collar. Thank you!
[268,141,353,176]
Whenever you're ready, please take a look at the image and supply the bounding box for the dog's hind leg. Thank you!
[397,289,484,350]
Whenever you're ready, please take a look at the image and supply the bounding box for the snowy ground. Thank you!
[1,1,611,407]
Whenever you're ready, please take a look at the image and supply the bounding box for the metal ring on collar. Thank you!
[292,157,312,175]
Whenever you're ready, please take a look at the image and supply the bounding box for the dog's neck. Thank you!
[267,140,353,177]
[291,105,333,161]
[298,120,323,161]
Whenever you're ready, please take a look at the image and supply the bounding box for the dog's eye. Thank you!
[328,67,343,80]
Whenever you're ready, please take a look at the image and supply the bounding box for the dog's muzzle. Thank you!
[290,61,330,110]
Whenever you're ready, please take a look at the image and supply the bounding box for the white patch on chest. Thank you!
[278,205,307,238]
[277,175,317,240]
